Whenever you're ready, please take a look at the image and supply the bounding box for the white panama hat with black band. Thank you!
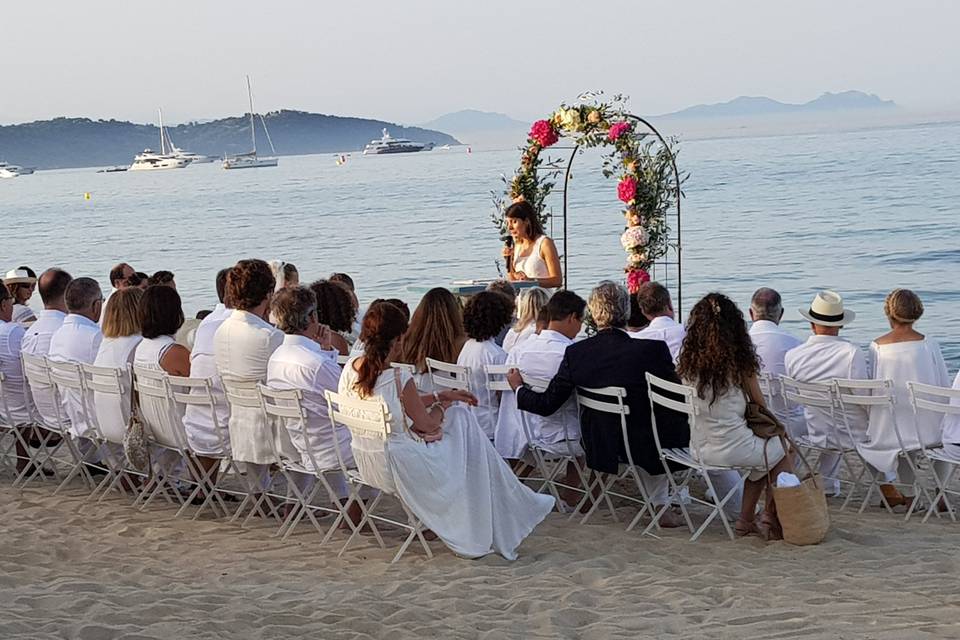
[798,290,856,327]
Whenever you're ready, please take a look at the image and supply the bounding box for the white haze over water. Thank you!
[2,120,959,370]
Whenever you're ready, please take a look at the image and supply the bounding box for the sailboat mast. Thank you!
[158,108,166,155]
[247,75,257,154]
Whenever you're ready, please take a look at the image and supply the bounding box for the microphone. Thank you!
[504,236,514,274]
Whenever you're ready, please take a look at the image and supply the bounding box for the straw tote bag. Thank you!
[765,436,830,545]
[123,390,152,473]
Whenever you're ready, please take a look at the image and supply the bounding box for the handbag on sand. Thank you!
[123,390,151,473]
[766,436,830,546]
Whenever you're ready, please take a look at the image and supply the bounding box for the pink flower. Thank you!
[626,268,651,293]
[620,226,648,250]
[607,121,632,142]
[617,176,637,203]
[529,120,559,148]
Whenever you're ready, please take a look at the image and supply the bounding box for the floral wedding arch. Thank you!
[492,93,686,309]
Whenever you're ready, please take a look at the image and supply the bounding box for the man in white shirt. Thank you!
[784,290,869,497]
[182,268,233,461]
[266,286,363,525]
[48,277,104,439]
[629,281,685,362]
[748,288,804,436]
[21,268,73,429]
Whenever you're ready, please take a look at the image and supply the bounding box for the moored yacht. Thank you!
[362,129,434,155]
[223,76,279,170]
[129,109,189,171]
[0,161,35,178]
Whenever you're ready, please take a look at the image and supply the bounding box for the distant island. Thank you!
[421,109,529,133]
[659,90,896,119]
[0,110,460,170]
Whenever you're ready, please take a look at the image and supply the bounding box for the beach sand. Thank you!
[2,482,958,639]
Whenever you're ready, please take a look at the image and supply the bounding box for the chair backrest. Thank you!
[336,354,350,367]
[324,389,391,484]
[425,357,471,392]
[907,381,960,454]
[49,359,102,440]
[81,362,130,444]
[834,378,905,450]
[576,385,633,467]
[221,375,262,409]
[512,373,554,446]
[0,371,10,427]
[20,352,61,429]
[645,372,699,460]
[47,359,84,393]
[779,375,835,409]
[390,362,417,375]
[483,363,512,393]
[757,372,779,406]
[260,383,337,473]
[133,365,188,450]
[167,374,231,454]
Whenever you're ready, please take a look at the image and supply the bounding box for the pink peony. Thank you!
[626,268,651,293]
[620,226,648,250]
[607,121,632,142]
[617,176,637,203]
[529,120,559,148]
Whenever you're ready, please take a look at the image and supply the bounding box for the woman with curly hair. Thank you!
[309,279,357,356]
[394,288,468,390]
[457,290,514,438]
[676,292,791,540]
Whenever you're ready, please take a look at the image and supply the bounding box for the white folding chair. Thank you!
[336,354,351,367]
[757,372,777,406]
[390,362,417,375]
[220,375,286,526]
[79,362,144,502]
[645,373,749,541]
[573,385,660,534]
[0,371,37,478]
[325,389,431,563]
[18,353,74,487]
[907,381,960,523]
[260,384,358,544]
[167,374,245,520]
[780,375,866,510]
[425,358,471,393]
[834,378,933,520]
[47,359,107,495]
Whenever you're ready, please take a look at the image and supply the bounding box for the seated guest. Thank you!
[48,277,105,440]
[349,298,411,356]
[310,279,356,356]
[458,290,513,439]
[329,272,361,341]
[92,288,144,443]
[860,289,950,498]
[502,287,549,353]
[626,290,650,333]
[0,284,33,473]
[21,268,73,428]
[486,279,517,347]
[942,371,960,460]
[215,260,285,485]
[339,302,554,559]
[495,291,586,503]
[147,270,177,289]
[748,287,804,437]
[270,261,299,289]
[785,290,870,499]
[677,293,792,540]
[628,281,685,362]
[4,267,38,324]
[508,281,692,526]
[394,287,468,392]
[182,268,233,469]
[101,263,136,326]
[131,272,150,290]
[266,286,362,523]
[135,286,190,376]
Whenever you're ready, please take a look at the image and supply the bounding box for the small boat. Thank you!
[97,166,129,173]
[0,161,34,178]
[129,109,189,171]
[223,76,278,170]
[362,128,434,155]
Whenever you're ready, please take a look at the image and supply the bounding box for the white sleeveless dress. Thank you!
[338,360,554,560]
[513,235,551,280]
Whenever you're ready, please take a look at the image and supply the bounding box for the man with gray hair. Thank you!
[508,281,691,523]
[748,287,803,437]
[266,286,363,525]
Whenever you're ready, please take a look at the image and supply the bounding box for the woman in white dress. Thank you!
[92,288,143,443]
[859,289,950,494]
[677,293,792,540]
[457,291,513,439]
[502,287,549,354]
[500,201,563,289]
[339,302,554,560]
[394,288,467,393]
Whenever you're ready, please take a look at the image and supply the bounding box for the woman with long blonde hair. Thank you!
[93,287,144,442]
[502,287,549,353]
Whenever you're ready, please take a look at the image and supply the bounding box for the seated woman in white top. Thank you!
[394,288,468,393]
[339,302,554,560]
[860,289,950,495]
[457,291,513,439]
[92,287,144,443]
[677,293,792,541]
[500,201,563,289]
[502,287,549,354]
[309,279,356,356]
[4,267,38,325]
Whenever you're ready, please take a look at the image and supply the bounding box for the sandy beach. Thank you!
[2,480,958,640]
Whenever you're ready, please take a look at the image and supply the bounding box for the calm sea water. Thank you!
[3,121,959,370]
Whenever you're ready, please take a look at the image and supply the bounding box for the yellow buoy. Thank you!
[83,192,91,200]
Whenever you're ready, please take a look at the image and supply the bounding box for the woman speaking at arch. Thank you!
[500,200,563,289]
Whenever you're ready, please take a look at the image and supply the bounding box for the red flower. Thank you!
[617,176,637,203]
[529,120,559,148]
[608,121,632,142]
[626,268,651,293]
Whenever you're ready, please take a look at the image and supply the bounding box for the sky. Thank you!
[2,0,959,126]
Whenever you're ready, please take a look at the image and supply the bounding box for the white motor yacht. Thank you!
[0,161,34,178]
[363,129,434,155]
[223,76,279,170]
[129,109,189,171]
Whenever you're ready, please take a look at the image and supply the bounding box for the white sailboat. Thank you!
[129,109,189,171]
[162,122,214,164]
[222,76,278,170]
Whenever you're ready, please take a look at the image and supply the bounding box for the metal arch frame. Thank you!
[557,113,683,315]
